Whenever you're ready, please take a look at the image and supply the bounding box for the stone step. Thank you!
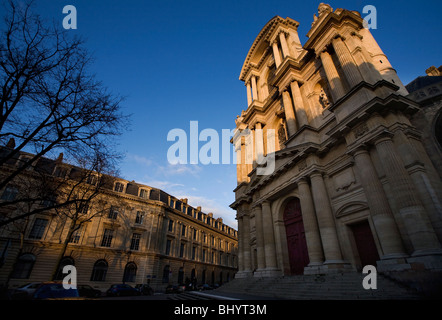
[215,272,421,300]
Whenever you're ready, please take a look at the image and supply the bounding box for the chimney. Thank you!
[6,138,15,149]
[197,206,201,212]
[56,153,64,164]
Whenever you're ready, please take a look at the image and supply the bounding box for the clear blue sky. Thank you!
[29,0,442,228]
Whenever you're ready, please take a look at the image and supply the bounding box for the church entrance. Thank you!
[283,198,309,275]
[351,220,380,270]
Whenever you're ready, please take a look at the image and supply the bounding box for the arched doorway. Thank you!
[283,198,309,275]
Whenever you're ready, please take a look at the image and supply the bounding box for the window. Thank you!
[28,218,48,240]
[54,166,67,178]
[69,225,83,244]
[86,174,98,186]
[192,246,196,260]
[135,211,144,224]
[162,265,170,283]
[130,233,141,251]
[139,189,148,199]
[169,199,175,208]
[123,262,137,283]
[11,254,35,279]
[181,224,186,236]
[165,239,171,255]
[1,185,18,201]
[90,260,108,282]
[101,229,114,247]
[179,243,185,258]
[202,249,206,262]
[168,219,173,232]
[193,229,197,240]
[54,257,75,280]
[198,212,202,221]
[114,182,124,193]
[108,206,119,219]
[187,207,193,216]
[78,203,89,214]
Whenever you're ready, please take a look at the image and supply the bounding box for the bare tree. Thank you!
[0,0,128,227]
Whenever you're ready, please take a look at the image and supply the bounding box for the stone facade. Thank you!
[0,149,237,292]
[231,4,442,279]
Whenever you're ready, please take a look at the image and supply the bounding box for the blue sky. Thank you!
[28,0,442,228]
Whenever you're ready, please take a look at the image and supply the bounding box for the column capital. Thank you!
[373,131,394,146]
[332,33,346,42]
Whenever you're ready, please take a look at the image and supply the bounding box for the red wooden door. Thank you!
[351,221,380,269]
[284,198,309,275]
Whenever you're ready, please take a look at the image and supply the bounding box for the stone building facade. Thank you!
[231,4,442,279]
[0,149,238,292]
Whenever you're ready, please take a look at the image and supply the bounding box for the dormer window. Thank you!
[54,166,68,178]
[139,189,148,199]
[87,174,98,186]
[114,182,125,193]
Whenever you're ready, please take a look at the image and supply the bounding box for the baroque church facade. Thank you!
[231,3,442,279]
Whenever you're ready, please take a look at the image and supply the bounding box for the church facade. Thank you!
[231,3,442,279]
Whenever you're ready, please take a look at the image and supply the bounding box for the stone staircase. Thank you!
[214,272,423,300]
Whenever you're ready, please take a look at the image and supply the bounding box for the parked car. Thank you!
[32,282,80,300]
[135,284,154,295]
[165,284,185,294]
[106,284,140,297]
[11,282,41,300]
[78,284,101,298]
[197,284,213,291]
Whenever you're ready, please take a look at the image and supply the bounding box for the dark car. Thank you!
[32,282,80,300]
[135,284,154,295]
[197,284,213,291]
[78,285,101,298]
[165,284,185,294]
[106,284,140,297]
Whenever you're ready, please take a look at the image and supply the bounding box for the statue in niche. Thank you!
[319,88,331,108]
[278,122,287,148]
[313,3,333,24]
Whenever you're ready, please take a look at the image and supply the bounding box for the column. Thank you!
[319,49,346,101]
[282,90,297,136]
[279,32,290,58]
[253,205,266,272]
[352,148,406,258]
[251,75,258,102]
[331,36,364,88]
[374,136,441,254]
[310,171,344,263]
[261,201,278,270]
[255,122,264,165]
[242,214,253,274]
[246,81,252,106]
[236,217,245,272]
[272,40,282,68]
[298,179,324,265]
[290,81,309,127]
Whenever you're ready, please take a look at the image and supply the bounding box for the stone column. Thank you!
[255,122,264,165]
[319,49,346,101]
[251,75,259,102]
[253,205,266,273]
[290,80,309,127]
[236,216,245,272]
[352,148,406,258]
[298,179,324,267]
[282,90,298,137]
[261,201,279,272]
[331,36,364,89]
[246,81,252,106]
[374,136,442,255]
[272,40,282,68]
[279,32,290,58]
[310,171,344,264]
[242,214,253,275]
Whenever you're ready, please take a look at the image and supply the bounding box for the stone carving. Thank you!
[278,122,287,148]
[319,88,331,108]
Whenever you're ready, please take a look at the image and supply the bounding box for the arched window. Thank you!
[11,253,35,279]
[54,257,75,280]
[90,259,108,282]
[162,265,170,283]
[123,262,137,283]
